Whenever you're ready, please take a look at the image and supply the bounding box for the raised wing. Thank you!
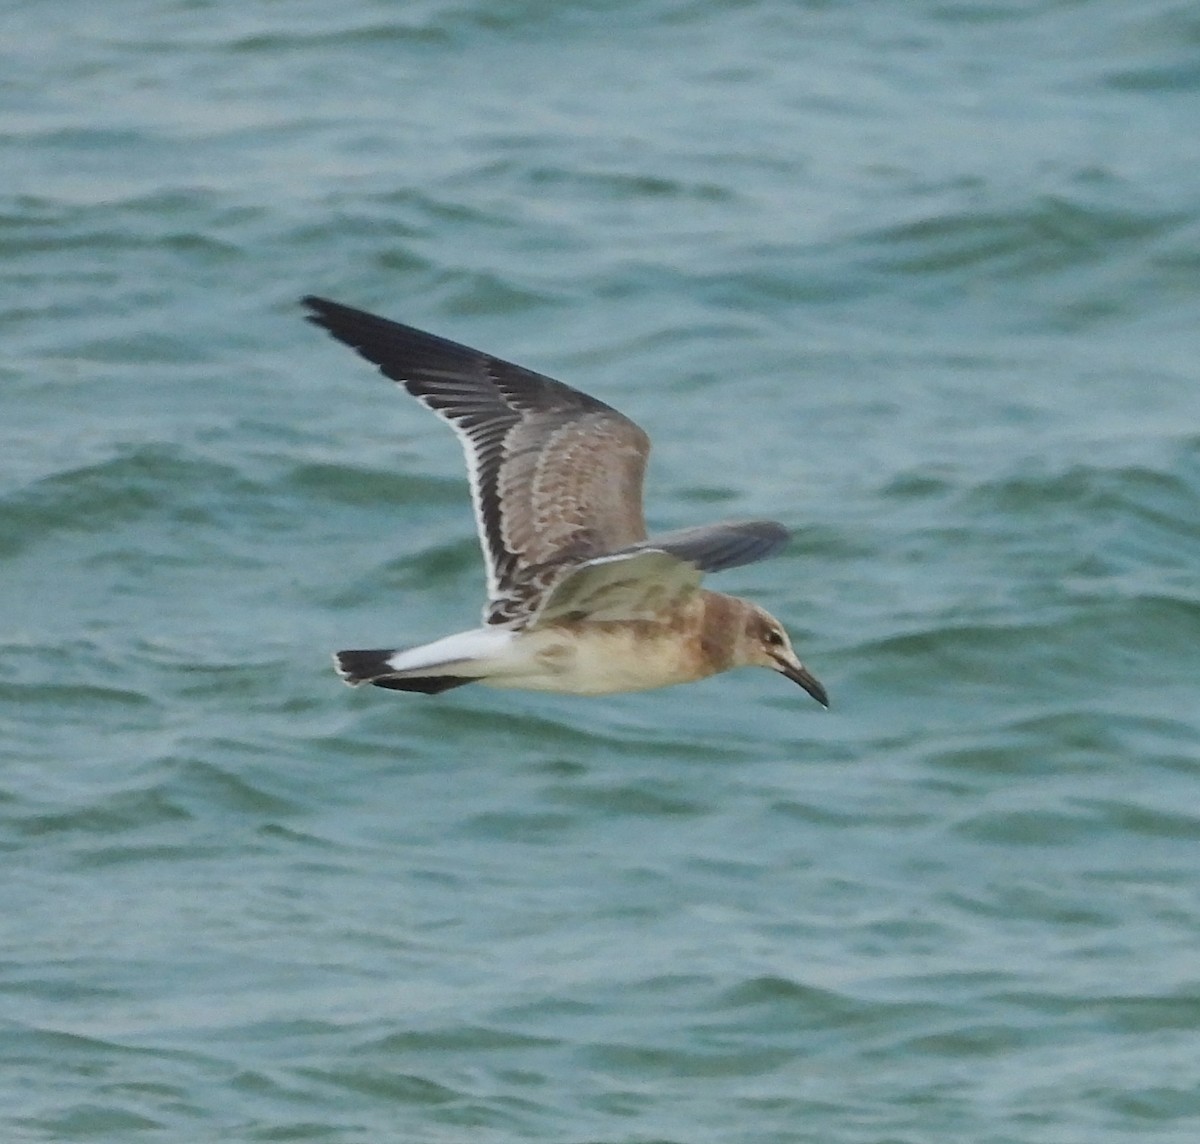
[303,296,652,624]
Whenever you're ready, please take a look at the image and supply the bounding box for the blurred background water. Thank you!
[3,1,1200,1141]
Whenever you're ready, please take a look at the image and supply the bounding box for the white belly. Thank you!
[481,627,705,696]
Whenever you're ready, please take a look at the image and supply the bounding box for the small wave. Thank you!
[9,787,191,840]
[287,462,461,509]
[1105,60,1200,93]
[578,1038,794,1079]
[0,444,258,558]
[361,1026,557,1053]
[0,680,153,710]
[457,809,578,845]
[962,451,1200,536]
[850,591,1200,703]
[171,758,302,817]
[859,197,1177,280]
[542,779,708,819]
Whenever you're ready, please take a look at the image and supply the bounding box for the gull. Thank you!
[303,296,828,707]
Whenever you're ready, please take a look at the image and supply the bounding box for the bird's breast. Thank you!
[499,621,714,695]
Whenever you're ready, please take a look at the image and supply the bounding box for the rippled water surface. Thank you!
[4,2,1200,1141]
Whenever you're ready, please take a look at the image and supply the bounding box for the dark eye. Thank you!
[766,629,784,647]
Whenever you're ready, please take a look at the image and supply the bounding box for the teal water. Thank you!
[4,2,1200,1141]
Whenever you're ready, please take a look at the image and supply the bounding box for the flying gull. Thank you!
[302,296,828,707]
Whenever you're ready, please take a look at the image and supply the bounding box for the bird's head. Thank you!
[741,605,828,708]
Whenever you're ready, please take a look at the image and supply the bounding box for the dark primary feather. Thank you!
[301,296,620,435]
[621,520,789,573]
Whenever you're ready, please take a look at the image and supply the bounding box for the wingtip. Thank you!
[302,294,338,325]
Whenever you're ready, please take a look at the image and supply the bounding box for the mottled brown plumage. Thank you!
[304,296,827,706]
